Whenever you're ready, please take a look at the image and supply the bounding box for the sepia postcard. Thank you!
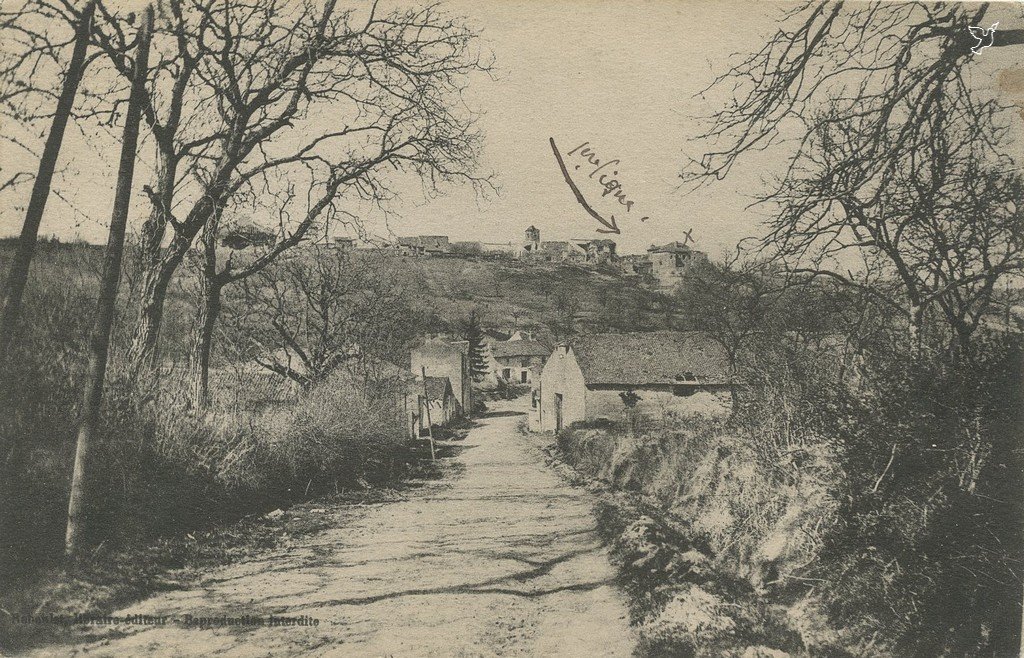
[1,0,1022,656]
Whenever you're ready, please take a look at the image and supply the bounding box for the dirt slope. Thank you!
[24,401,634,657]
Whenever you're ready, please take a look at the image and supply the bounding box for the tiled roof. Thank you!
[489,339,551,359]
[423,376,453,401]
[570,331,730,386]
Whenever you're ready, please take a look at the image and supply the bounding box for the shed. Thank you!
[415,376,457,435]
[411,339,472,416]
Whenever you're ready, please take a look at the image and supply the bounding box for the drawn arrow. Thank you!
[549,137,620,235]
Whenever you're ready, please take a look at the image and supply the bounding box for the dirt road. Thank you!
[27,402,634,657]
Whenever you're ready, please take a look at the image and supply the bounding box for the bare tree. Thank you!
[674,255,786,407]
[224,248,415,388]
[65,5,152,559]
[683,2,1024,353]
[0,0,95,364]
[6,0,489,373]
[56,0,492,374]
[181,87,477,409]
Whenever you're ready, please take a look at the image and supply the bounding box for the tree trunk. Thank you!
[908,301,924,355]
[126,239,190,373]
[127,168,236,373]
[0,0,95,363]
[187,221,223,410]
[136,151,177,274]
[65,6,152,559]
[187,280,221,410]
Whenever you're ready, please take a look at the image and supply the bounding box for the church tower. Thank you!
[524,225,540,252]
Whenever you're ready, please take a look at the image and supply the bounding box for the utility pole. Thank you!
[65,5,153,559]
[421,367,435,461]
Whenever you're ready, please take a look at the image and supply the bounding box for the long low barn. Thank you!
[531,331,733,432]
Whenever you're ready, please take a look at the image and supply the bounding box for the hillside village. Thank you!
[321,225,719,442]
[330,226,707,289]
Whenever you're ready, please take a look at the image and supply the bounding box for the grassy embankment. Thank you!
[545,334,1023,657]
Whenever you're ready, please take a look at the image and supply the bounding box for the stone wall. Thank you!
[493,354,544,384]
[584,385,732,422]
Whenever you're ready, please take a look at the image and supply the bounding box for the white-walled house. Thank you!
[531,331,733,432]
[411,339,472,415]
[488,339,550,385]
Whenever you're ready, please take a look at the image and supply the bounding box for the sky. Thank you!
[1,0,1022,258]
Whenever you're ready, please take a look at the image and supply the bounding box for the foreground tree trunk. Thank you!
[65,6,152,559]
[0,0,95,364]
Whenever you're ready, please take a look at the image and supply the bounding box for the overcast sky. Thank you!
[1,0,1022,257]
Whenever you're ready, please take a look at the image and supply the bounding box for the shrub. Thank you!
[804,335,1024,656]
[492,378,530,400]
[2,326,411,584]
[556,332,1022,655]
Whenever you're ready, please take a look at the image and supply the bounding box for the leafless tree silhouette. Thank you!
[10,0,492,375]
[683,2,1024,353]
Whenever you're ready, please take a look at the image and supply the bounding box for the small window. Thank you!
[520,371,528,384]
[502,368,511,380]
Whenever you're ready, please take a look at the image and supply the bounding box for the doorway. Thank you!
[554,393,564,432]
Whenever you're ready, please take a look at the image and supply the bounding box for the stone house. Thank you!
[332,237,355,251]
[619,254,653,278]
[535,240,581,262]
[410,339,472,416]
[531,331,732,432]
[518,227,617,266]
[488,338,551,385]
[521,225,541,256]
[646,242,707,288]
[397,236,450,256]
[572,238,617,265]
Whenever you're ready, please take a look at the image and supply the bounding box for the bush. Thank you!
[492,378,530,400]
[2,330,411,585]
[803,335,1024,656]
[556,332,1023,655]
